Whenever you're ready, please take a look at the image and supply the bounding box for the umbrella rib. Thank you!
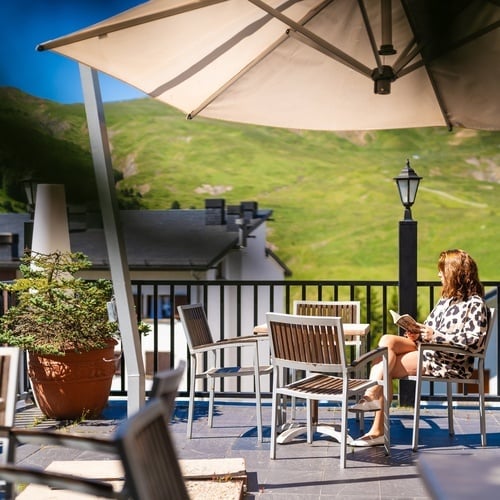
[392,38,422,75]
[187,0,359,118]
[248,0,372,76]
[357,0,383,71]
[187,33,288,119]
[37,0,227,51]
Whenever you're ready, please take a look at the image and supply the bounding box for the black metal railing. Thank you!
[3,279,499,403]
[113,279,499,402]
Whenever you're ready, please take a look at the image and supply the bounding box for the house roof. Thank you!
[0,206,273,271]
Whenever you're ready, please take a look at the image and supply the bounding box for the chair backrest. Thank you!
[151,360,185,419]
[266,313,346,373]
[481,307,497,359]
[0,347,20,429]
[177,303,214,350]
[293,300,361,323]
[116,398,190,500]
[0,347,20,469]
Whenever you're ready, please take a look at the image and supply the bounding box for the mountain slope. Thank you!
[0,87,499,280]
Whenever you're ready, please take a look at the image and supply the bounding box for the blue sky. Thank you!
[0,1,147,103]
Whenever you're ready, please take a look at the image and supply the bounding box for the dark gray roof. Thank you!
[0,208,273,271]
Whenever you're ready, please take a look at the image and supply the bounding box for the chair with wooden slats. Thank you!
[293,300,363,356]
[0,365,189,500]
[292,301,366,428]
[178,303,272,442]
[266,313,390,468]
[411,307,496,451]
[151,359,186,420]
[0,347,20,498]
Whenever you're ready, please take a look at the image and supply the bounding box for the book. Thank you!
[389,309,421,334]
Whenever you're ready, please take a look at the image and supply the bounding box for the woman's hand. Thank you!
[418,323,434,342]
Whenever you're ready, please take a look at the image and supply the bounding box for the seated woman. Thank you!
[350,249,489,447]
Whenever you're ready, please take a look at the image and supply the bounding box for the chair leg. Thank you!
[446,383,454,436]
[339,396,348,469]
[479,369,487,446]
[187,360,196,439]
[290,368,297,421]
[253,348,263,443]
[208,376,215,428]
[270,377,279,459]
[306,399,313,444]
[412,375,422,452]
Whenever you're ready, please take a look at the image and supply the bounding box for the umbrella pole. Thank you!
[79,64,146,416]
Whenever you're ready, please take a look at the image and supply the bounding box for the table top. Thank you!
[253,322,370,336]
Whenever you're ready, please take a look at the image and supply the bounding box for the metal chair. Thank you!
[292,301,366,427]
[151,359,186,419]
[0,364,189,499]
[0,347,20,498]
[266,313,390,468]
[411,307,496,451]
[178,303,272,442]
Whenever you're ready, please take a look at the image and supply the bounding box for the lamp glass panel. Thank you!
[408,178,420,205]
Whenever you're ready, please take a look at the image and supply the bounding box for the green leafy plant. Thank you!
[0,251,119,355]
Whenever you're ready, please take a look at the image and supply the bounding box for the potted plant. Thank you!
[0,250,122,419]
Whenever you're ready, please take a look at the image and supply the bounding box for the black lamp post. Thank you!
[394,159,422,406]
[22,178,37,251]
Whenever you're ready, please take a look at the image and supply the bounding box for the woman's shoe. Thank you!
[349,398,381,412]
[350,435,385,447]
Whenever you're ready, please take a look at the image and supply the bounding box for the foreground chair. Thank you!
[178,303,272,442]
[0,347,20,498]
[411,307,496,451]
[266,313,390,468]
[0,347,20,462]
[0,359,188,500]
[0,398,189,499]
[151,359,186,419]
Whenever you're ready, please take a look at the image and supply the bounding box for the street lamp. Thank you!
[394,159,422,221]
[394,159,422,406]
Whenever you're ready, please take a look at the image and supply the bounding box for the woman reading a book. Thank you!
[351,249,489,447]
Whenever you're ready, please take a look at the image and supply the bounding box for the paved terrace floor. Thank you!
[9,398,500,499]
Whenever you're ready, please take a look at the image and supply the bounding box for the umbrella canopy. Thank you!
[38,0,500,131]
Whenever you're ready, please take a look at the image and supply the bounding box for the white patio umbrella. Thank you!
[36,0,500,414]
[38,0,500,131]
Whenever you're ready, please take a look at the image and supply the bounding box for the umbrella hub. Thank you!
[371,65,396,95]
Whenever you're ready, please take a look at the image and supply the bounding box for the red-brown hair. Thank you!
[438,249,484,300]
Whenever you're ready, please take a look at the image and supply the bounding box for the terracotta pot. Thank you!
[28,340,117,420]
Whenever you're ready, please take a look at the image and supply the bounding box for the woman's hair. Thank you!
[438,249,484,300]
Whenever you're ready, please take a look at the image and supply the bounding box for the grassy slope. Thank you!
[1,88,499,281]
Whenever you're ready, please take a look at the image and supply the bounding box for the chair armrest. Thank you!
[217,335,263,344]
[0,464,115,498]
[350,346,388,369]
[418,342,482,358]
[8,428,117,455]
[194,337,260,353]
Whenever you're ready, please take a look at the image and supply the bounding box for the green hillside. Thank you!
[1,87,499,281]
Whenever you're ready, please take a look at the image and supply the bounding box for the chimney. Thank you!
[205,199,225,225]
[226,205,241,232]
[241,201,258,222]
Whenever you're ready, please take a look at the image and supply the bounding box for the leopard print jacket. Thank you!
[422,295,488,378]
